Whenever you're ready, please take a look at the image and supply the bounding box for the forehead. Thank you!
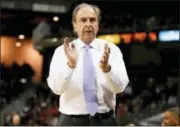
[165,112,175,117]
[165,112,171,116]
[76,6,97,19]
[13,115,20,120]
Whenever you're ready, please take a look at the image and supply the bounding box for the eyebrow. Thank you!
[79,16,97,20]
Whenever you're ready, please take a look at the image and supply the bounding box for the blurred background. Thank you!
[0,0,179,126]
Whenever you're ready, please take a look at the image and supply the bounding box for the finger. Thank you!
[63,37,69,53]
[71,43,75,49]
[105,47,110,54]
[64,37,69,45]
[100,57,105,64]
[103,56,108,65]
[104,52,109,61]
[104,52,109,58]
[104,44,110,54]
[100,60,104,64]
[104,44,108,52]
[107,47,110,54]
[103,55,108,61]
[103,55,106,60]
[101,60,106,65]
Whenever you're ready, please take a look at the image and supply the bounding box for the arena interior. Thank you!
[0,0,179,126]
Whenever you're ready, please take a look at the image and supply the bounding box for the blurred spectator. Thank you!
[162,107,180,126]
[1,2,178,125]
[0,63,35,109]
[12,113,21,126]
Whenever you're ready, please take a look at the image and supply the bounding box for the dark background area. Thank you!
[1,0,179,126]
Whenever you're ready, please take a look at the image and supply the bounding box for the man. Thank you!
[11,113,21,126]
[162,107,180,126]
[47,3,129,126]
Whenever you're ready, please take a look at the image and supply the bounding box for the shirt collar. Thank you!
[76,38,100,51]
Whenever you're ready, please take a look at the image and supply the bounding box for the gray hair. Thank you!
[166,107,180,117]
[72,3,101,23]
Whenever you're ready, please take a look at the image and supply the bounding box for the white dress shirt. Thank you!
[47,38,129,115]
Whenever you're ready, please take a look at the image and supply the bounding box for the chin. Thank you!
[83,36,95,43]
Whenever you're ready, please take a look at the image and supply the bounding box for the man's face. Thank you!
[162,112,179,126]
[12,115,20,125]
[73,6,99,43]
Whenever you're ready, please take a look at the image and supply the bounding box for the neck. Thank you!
[79,37,95,45]
[84,40,92,45]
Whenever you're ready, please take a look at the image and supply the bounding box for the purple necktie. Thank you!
[83,45,98,116]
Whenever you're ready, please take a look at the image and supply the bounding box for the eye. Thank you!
[81,18,87,23]
[90,18,96,22]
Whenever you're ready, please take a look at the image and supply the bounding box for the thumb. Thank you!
[104,44,108,52]
[104,43,110,53]
[64,37,69,45]
[71,43,75,49]
[64,37,69,52]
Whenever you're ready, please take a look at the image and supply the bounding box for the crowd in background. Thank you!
[57,12,178,35]
[116,75,178,125]
[3,84,59,126]
[1,62,178,126]
[99,14,178,33]
[0,63,34,110]
[0,4,179,126]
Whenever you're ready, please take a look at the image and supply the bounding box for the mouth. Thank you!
[84,31,93,33]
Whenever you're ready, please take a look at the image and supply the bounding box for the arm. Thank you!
[104,46,129,94]
[47,47,75,95]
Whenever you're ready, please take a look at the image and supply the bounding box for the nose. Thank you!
[85,19,91,26]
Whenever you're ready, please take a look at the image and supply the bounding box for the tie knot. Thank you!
[84,45,92,51]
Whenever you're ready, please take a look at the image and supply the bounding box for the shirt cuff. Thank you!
[64,63,75,80]
[104,68,113,79]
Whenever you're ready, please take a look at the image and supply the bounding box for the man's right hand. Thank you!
[63,37,78,68]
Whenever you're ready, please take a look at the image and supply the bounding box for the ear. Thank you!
[97,25,99,32]
[72,21,77,33]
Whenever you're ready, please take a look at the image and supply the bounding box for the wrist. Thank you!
[102,65,111,73]
[67,61,76,68]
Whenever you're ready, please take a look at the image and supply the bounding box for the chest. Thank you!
[71,49,107,83]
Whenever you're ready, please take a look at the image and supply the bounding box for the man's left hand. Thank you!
[99,44,111,73]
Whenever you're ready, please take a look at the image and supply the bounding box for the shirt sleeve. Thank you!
[47,46,75,95]
[104,45,129,94]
